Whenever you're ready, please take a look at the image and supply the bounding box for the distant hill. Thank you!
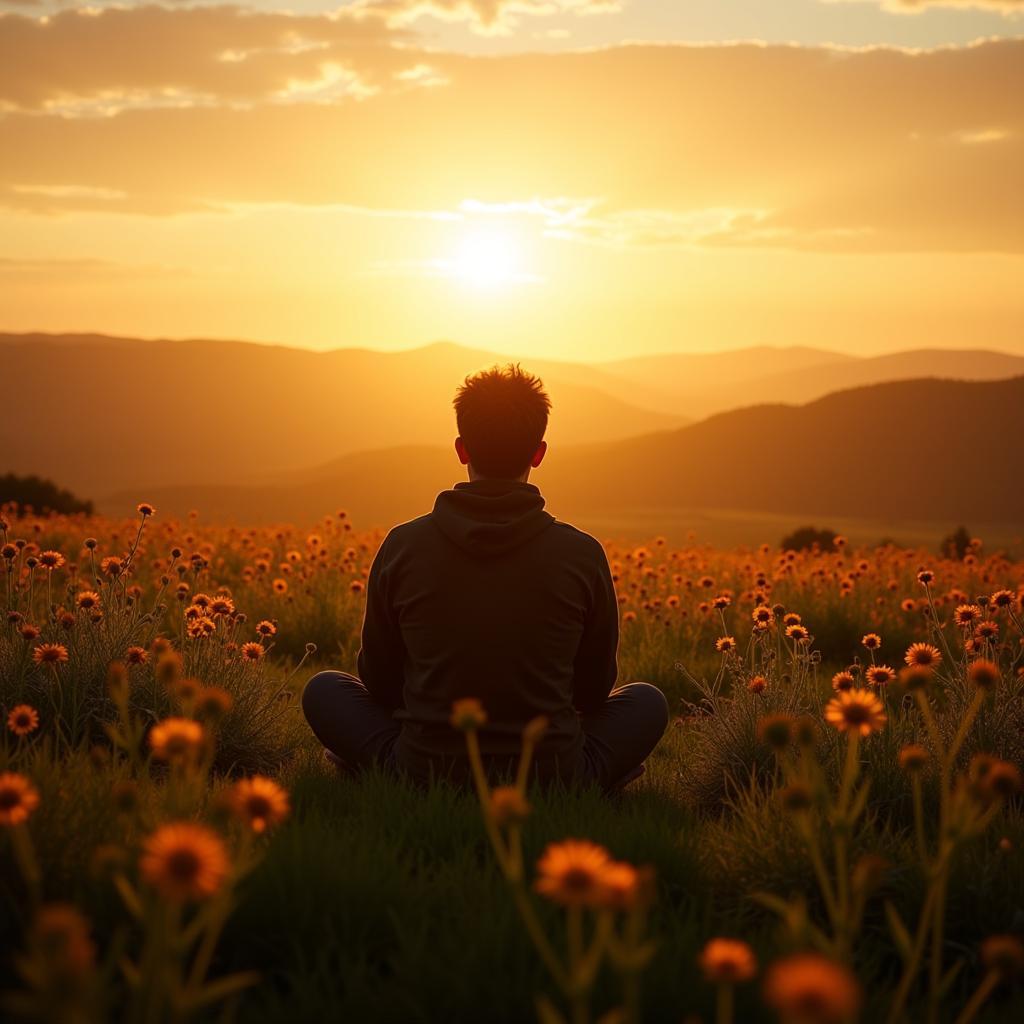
[593,347,1024,419]
[542,376,1024,523]
[0,333,687,495]
[102,376,1024,531]
[7,332,1024,507]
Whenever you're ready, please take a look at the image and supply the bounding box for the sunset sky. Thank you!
[1,0,1022,360]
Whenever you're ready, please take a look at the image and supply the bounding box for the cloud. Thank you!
[0,6,408,113]
[0,255,186,279]
[826,0,1024,12]
[0,7,1021,254]
[356,0,620,33]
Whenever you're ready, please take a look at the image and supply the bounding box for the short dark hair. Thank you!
[454,364,551,479]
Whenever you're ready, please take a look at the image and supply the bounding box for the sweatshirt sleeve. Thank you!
[571,542,619,713]
[356,532,406,711]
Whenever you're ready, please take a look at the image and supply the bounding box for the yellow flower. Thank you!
[824,689,887,737]
[194,686,234,722]
[38,550,66,571]
[968,659,1000,690]
[904,642,941,669]
[954,604,982,627]
[699,938,758,984]
[488,787,531,827]
[450,698,487,732]
[7,704,40,737]
[30,904,95,978]
[139,823,229,902]
[757,714,795,750]
[148,717,204,762]
[762,954,862,1024]
[864,664,896,687]
[32,643,69,666]
[596,860,643,911]
[230,776,290,834]
[534,839,612,907]
[0,772,40,826]
[981,935,1024,979]
[830,671,855,692]
[240,642,265,662]
[898,744,929,773]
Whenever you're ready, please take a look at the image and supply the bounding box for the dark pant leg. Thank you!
[301,670,401,770]
[580,682,670,790]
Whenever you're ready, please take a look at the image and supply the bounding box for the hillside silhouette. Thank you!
[8,333,1024,501]
[1,334,685,494]
[594,347,1024,419]
[102,376,1024,532]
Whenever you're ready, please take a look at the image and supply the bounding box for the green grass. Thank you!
[8,728,1021,1023]
[4,513,1024,1022]
[226,746,1024,1022]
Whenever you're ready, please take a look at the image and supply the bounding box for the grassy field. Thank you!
[2,506,1024,1023]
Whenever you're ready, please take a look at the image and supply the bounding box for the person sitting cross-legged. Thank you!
[301,364,669,790]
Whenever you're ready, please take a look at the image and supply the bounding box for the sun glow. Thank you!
[449,227,531,288]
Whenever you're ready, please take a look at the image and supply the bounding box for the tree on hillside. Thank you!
[780,526,838,552]
[0,473,93,516]
[940,525,971,560]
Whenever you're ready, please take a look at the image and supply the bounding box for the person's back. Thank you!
[362,478,617,781]
[302,364,668,789]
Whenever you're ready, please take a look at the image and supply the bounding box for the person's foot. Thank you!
[608,762,646,791]
[324,748,356,775]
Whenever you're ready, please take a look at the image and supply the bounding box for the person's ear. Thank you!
[455,437,471,466]
[530,441,547,469]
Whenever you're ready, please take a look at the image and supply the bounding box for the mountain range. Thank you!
[6,332,1023,538]
[104,377,1024,538]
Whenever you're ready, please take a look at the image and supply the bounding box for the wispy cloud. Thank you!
[0,7,1021,253]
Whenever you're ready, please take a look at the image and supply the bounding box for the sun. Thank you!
[450,227,527,288]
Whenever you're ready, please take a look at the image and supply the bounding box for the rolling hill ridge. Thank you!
[100,376,1024,534]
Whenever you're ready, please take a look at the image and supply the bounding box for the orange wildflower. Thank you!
[240,642,265,662]
[699,938,758,984]
[904,643,941,669]
[0,772,40,826]
[968,659,1000,690]
[534,839,612,907]
[864,664,896,687]
[7,704,39,737]
[230,776,290,834]
[450,698,487,731]
[148,717,204,762]
[762,954,862,1024]
[488,786,531,827]
[30,904,96,978]
[824,690,887,737]
[139,823,229,902]
[32,643,69,666]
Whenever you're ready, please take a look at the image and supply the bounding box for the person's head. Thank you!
[453,364,550,481]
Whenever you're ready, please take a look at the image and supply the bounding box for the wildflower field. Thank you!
[2,504,1023,1024]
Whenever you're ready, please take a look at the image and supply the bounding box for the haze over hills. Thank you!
[1,333,686,495]
[593,347,1024,419]
[7,334,1024,533]
[101,377,1024,540]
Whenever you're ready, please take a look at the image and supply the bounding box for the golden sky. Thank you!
[1,0,1022,359]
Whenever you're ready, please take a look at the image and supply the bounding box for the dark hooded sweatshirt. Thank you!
[356,479,619,781]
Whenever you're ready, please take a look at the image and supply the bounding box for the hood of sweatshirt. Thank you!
[431,479,555,558]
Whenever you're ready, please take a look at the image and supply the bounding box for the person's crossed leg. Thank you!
[302,671,669,791]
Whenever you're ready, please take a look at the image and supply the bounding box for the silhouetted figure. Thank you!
[302,365,668,789]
